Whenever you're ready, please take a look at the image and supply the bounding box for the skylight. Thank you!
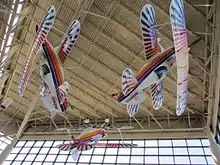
[0,0,24,78]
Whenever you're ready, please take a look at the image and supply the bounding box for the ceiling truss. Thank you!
[0,0,217,140]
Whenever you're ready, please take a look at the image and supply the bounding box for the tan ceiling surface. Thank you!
[0,0,214,139]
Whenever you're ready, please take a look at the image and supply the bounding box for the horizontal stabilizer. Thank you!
[57,81,69,104]
[127,104,139,117]
[122,68,137,96]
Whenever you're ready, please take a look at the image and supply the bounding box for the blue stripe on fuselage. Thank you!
[42,42,65,112]
[118,48,175,103]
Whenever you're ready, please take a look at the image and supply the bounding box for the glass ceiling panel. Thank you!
[3,138,213,165]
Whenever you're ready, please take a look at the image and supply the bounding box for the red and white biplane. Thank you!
[113,0,189,117]
[18,6,80,116]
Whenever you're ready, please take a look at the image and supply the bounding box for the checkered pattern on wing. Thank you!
[18,5,56,96]
[150,81,163,110]
[58,20,80,64]
[140,4,160,60]
[126,104,139,117]
[122,68,137,96]
[170,0,189,116]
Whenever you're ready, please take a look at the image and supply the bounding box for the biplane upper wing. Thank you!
[57,20,80,64]
[140,4,160,60]
[94,142,137,148]
[18,6,56,96]
[170,0,189,116]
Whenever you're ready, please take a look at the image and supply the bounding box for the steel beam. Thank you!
[20,128,206,140]
[16,91,39,139]
[206,0,220,135]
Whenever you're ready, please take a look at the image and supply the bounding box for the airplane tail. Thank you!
[121,68,137,96]
[71,148,79,161]
[126,90,146,117]
[57,81,69,104]
[127,104,139,117]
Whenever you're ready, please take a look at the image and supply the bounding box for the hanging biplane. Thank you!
[57,119,137,160]
[112,0,189,117]
[18,5,80,115]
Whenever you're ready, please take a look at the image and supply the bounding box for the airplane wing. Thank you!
[57,143,93,151]
[170,0,189,116]
[76,144,93,151]
[57,143,73,151]
[18,6,56,96]
[122,68,137,96]
[93,142,137,148]
[140,4,160,60]
[57,20,80,64]
[126,104,139,117]
[150,81,163,110]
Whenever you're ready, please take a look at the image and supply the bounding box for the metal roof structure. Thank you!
[0,0,219,140]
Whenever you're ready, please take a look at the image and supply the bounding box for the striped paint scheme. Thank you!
[126,104,139,117]
[58,20,80,64]
[122,68,138,95]
[77,144,93,151]
[150,81,163,110]
[117,47,175,102]
[57,143,73,151]
[42,41,68,111]
[18,6,56,96]
[140,4,160,60]
[170,0,188,116]
[57,129,106,151]
[76,129,106,142]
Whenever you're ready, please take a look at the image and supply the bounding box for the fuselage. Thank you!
[39,40,68,113]
[117,47,175,104]
[71,128,107,148]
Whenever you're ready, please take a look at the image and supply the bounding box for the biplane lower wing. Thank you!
[150,81,163,110]
[170,0,189,116]
[57,20,80,64]
[18,5,56,96]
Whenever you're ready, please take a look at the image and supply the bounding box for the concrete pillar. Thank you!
[0,139,17,165]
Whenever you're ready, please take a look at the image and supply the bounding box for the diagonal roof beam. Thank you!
[86,4,204,99]
[16,90,39,139]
